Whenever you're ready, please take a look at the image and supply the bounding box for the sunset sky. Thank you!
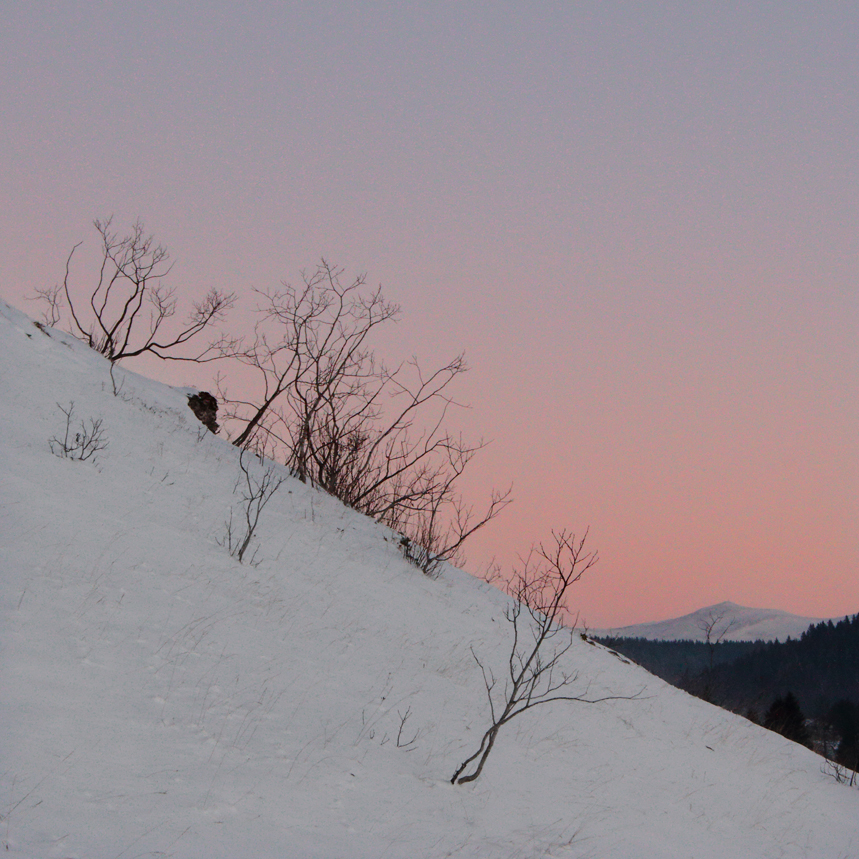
[2,3,856,626]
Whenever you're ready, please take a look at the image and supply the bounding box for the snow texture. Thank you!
[1,300,856,858]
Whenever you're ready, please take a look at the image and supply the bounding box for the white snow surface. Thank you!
[1,299,857,859]
[595,601,831,643]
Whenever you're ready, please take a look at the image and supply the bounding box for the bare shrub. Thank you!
[219,259,506,571]
[221,449,285,564]
[397,485,511,578]
[48,402,108,463]
[395,707,420,750]
[822,757,858,787]
[41,217,234,363]
[451,530,639,785]
[29,284,63,326]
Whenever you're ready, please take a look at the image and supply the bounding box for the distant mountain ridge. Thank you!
[595,600,832,643]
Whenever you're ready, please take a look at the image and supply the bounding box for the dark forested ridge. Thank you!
[597,613,859,718]
[597,615,859,760]
[703,613,859,717]
[593,637,762,686]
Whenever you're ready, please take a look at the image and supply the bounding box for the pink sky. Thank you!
[1,4,856,626]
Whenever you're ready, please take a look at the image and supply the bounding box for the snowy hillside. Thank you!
[1,299,857,858]
[595,600,828,643]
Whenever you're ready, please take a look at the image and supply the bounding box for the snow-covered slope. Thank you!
[595,600,829,643]
[1,300,857,859]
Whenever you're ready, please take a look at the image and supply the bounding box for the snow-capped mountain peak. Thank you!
[596,600,829,642]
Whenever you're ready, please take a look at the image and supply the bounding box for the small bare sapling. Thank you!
[822,757,858,788]
[221,449,285,563]
[48,402,108,463]
[451,529,638,785]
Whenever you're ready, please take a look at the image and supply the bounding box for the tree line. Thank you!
[598,614,859,766]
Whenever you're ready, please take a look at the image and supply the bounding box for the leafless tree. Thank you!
[221,449,285,564]
[697,609,738,650]
[451,530,639,785]
[696,608,738,702]
[219,259,506,569]
[45,217,234,363]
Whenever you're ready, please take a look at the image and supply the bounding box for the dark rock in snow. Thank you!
[187,391,219,434]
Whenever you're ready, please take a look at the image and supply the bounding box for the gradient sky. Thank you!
[2,3,856,626]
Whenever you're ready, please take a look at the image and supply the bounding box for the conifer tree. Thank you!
[764,692,811,748]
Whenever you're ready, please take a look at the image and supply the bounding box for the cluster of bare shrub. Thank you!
[36,218,509,576]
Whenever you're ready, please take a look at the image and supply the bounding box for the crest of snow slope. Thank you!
[595,601,829,643]
[0,300,856,859]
